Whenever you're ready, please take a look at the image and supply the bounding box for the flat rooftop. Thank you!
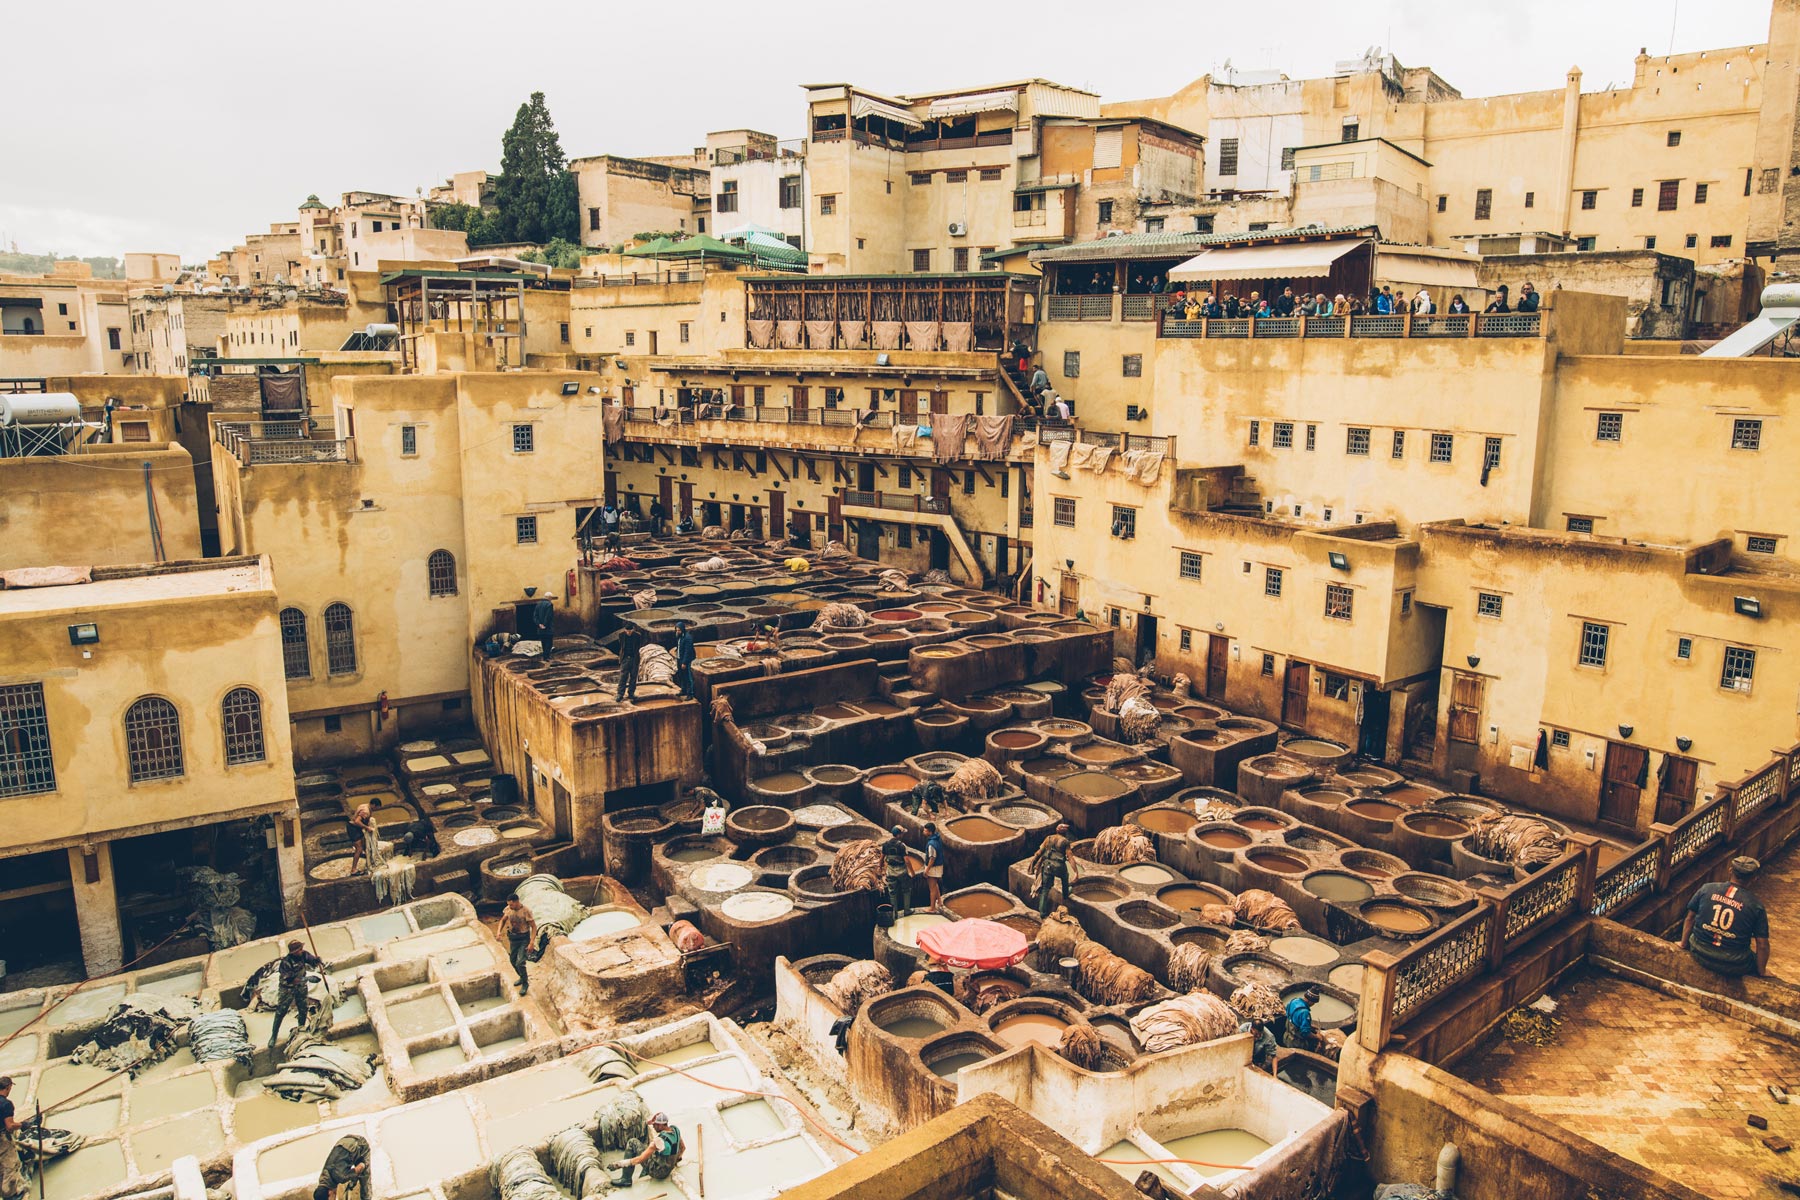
[0,557,271,616]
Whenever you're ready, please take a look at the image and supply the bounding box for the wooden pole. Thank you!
[696,1123,706,1199]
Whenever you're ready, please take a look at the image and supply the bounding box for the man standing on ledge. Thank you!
[883,825,913,918]
[1684,856,1770,977]
[499,895,538,995]
[1030,822,1075,917]
[267,938,323,1050]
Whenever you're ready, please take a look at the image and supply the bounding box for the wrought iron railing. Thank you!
[838,489,952,514]
[1045,294,1112,321]
[1157,310,1543,340]
[1591,839,1662,918]
[1387,905,1496,1026]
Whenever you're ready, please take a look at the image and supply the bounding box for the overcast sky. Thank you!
[0,0,1774,261]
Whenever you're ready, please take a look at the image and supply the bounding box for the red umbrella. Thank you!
[916,918,1030,970]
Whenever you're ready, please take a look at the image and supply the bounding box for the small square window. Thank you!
[910,172,932,186]
[964,471,976,495]
[912,248,932,272]
[515,515,538,544]
[1484,437,1502,471]
[754,386,766,404]
[1324,584,1353,621]
[1053,497,1077,527]
[1668,130,1682,146]
[1264,567,1283,598]
[1645,236,1657,250]
[896,524,912,548]
[1122,354,1142,377]
[625,330,635,346]
[1097,199,1114,224]
[1577,236,1597,252]
[1732,418,1762,450]
[1477,592,1504,618]
[1474,188,1492,220]
[400,425,417,455]
[1747,535,1778,554]
[1695,182,1709,205]
[1179,551,1203,581]
[1108,607,1122,627]
[979,167,1003,182]
[1596,412,1623,441]
[953,247,969,272]
[1578,621,1610,667]
[1144,217,1165,233]
[1722,645,1757,691]
[1399,591,1413,615]
[1711,234,1733,248]
[1567,516,1595,533]
[1685,234,1698,248]
[1676,636,1693,660]
[945,169,967,183]
[819,194,837,215]
[1323,672,1351,701]
[1261,653,1276,677]
[1524,191,1535,209]
[1305,424,1317,452]
[1392,430,1405,459]
[1631,187,1645,207]
[1581,190,1597,210]
[1272,422,1294,449]
[1551,729,1571,748]
[1347,427,1370,456]
[679,322,690,344]
[512,424,535,453]
[1179,629,1192,650]
[1429,432,1453,463]
[323,715,343,734]
[1111,506,1137,538]
[1248,420,1261,447]
[1436,194,1447,213]
[1063,351,1081,377]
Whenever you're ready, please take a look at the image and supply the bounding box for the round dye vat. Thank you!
[1158,884,1223,912]
[720,892,795,923]
[1346,799,1405,821]
[858,700,902,716]
[1017,757,1076,778]
[1236,815,1287,832]
[754,772,809,793]
[915,648,960,659]
[1136,808,1198,835]
[1303,872,1376,904]
[878,1015,947,1039]
[947,816,1014,843]
[1060,772,1130,798]
[1284,738,1345,756]
[810,765,862,784]
[1294,990,1356,1025]
[1225,956,1291,987]
[872,608,921,622]
[1404,813,1471,839]
[1298,788,1351,806]
[928,1051,990,1078]
[1384,784,1440,806]
[1392,874,1475,909]
[1245,849,1309,875]
[667,846,719,862]
[889,913,950,948]
[990,805,1054,828]
[1196,828,1253,850]
[734,807,792,830]
[914,601,959,613]
[1340,849,1406,879]
[1328,963,1365,995]
[868,772,920,792]
[814,704,860,720]
[866,630,906,641]
[948,610,989,624]
[1069,743,1132,764]
[954,698,1007,713]
[1119,863,1175,886]
[1362,901,1434,934]
[944,891,1015,918]
[991,731,1043,750]
[690,863,754,892]
[793,805,853,828]
[1071,880,1126,902]
[1269,936,1340,967]
[569,910,640,940]
[994,1013,1069,1048]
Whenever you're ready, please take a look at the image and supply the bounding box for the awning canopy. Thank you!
[1377,249,1481,290]
[0,296,45,308]
[852,94,924,129]
[1169,239,1365,283]
[924,90,1019,119]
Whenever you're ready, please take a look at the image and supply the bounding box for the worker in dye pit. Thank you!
[922,822,946,909]
[267,939,325,1050]
[616,624,646,702]
[1282,986,1322,1051]
[312,1133,371,1200]
[499,896,538,995]
[1238,1020,1279,1072]
[674,620,697,698]
[883,825,914,917]
[1683,855,1771,977]
[904,777,946,816]
[0,1076,24,1200]
[348,796,383,874]
[395,817,440,859]
[611,1112,685,1186]
[1029,823,1075,917]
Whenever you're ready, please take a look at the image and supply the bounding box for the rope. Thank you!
[601,1041,861,1155]
[0,925,193,1057]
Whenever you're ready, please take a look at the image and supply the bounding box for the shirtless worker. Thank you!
[1683,855,1770,977]
[498,895,537,995]
[347,796,383,874]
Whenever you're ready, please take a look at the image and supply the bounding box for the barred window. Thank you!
[1676,636,1693,660]
[1111,506,1137,538]
[1261,653,1276,677]
[1305,424,1316,451]
[221,688,266,765]
[324,602,357,675]
[1722,646,1757,690]
[1596,412,1623,442]
[1122,354,1142,377]
[512,424,535,453]
[400,424,417,455]
[1179,629,1192,650]
[1551,729,1571,748]
[1324,584,1353,621]
[1567,516,1594,534]
[1053,497,1076,527]
[1346,427,1370,456]
[1477,592,1504,618]
[427,549,458,597]
[1747,535,1778,554]
[1474,188,1492,220]
[1429,433,1453,463]
[1578,621,1609,668]
[1732,418,1762,450]
[1392,430,1405,459]
[1063,351,1081,378]
[1484,437,1503,470]
[1265,567,1283,598]
[0,683,55,798]
[1179,551,1203,581]
[1272,422,1294,448]
[279,608,311,680]
[125,696,184,782]
[516,515,538,545]
[1248,420,1260,446]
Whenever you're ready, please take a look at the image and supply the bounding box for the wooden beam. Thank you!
[873,462,889,479]
[770,455,790,482]
[975,464,994,487]
[711,449,725,471]
[805,457,820,483]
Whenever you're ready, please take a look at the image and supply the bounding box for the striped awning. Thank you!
[924,90,1019,119]
[1169,239,1364,283]
[851,94,923,129]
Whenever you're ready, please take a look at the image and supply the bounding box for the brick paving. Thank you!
[1458,969,1800,1199]
[1748,841,1800,984]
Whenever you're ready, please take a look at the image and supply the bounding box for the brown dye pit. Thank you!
[1363,902,1434,934]
[1406,815,1471,838]
[991,805,1053,827]
[811,766,860,783]
[1299,789,1351,806]
[814,705,860,720]
[996,915,1041,937]
[736,807,791,830]
[1347,799,1404,820]
[1061,773,1130,798]
[1018,758,1077,778]
[916,649,959,659]
[994,1013,1069,1048]
[1246,849,1309,875]
[866,630,906,641]
[1136,808,1198,835]
[857,701,902,715]
[956,698,1007,712]
[1197,828,1253,849]
[1072,880,1126,902]
[949,611,990,623]
[872,608,921,622]
[1384,785,1438,806]
[869,772,919,792]
[1237,816,1286,831]
[754,772,809,793]
[1304,872,1376,903]
[992,731,1042,749]
[947,817,1014,843]
[945,892,1015,918]
[1070,743,1132,764]
[914,602,959,613]
[917,714,962,726]
[1158,885,1219,911]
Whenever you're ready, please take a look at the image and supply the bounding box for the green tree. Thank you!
[494,92,579,245]
[430,201,504,247]
[518,238,588,269]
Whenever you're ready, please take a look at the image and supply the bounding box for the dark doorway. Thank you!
[1655,754,1700,824]
[767,491,785,541]
[1206,635,1229,700]
[678,481,694,523]
[1135,614,1158,668]
[856,462,875,492]
[1281,660,1310,728]
[929,529,950,572]
[1359,687,1392,760]
[856,521,881,560]
[1600,741,1649,830]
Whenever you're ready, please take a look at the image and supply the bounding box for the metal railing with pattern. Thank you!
[1666,795,1729,871]
[838,489,951,515]
[1731,757,1787,826]
[1500,850,1586,949]
[1476,312,1543,337]
[1388,904,1497,1026]
[1591,839,1662,918]
[1156,310,1544,340]
[1121,295,1159,321]
[1045,294,1113,321]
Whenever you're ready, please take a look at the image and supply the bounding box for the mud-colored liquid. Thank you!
[945,891,1014,918]
[869,772,919,791]
[1071,743,1132,763]
[1018,758,1077,778]
[882,1015,947,1039]
[1062,773,1129,798]
[1406,815,1470,838]
[994,1013,1068,1047]
[1363,902,1434,933]
[1160,1129,1272,1178]
[857,700,901,715]
[1285,739,1344,755]
[1347,799,1404,820]
[1198,829,1252,849]
[1247,850,1308,874]
[1329,963,1365,994]
[1159,885,1218,911]
[1307,994,1355,1024]
[388,992,455,1038]
[1237,816,1285,831]
[1303,872,1375,903]
[948,816,1014,843]
[992,731,1043,749]
[1137,808,1198,834]
[1269,936,1340,966]
[929,1050,989,1077]
[668,846,717,862]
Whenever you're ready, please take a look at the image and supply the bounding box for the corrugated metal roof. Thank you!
[1029,224,1380,264]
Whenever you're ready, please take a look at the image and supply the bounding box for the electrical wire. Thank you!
[0,925,192,1057]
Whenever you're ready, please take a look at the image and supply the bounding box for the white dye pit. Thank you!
[720,892,795,923]
[570,910,641,940]
[131,1110,225,1173]
[721,1099,786,1142]
[382,1101,482,1190]
[388,993,455,1038]
[1268,937,1339,967]
[888,913,951,948]
[690,863,754,893]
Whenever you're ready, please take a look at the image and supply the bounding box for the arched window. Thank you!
[125,696,184,782]
[221,688,266,765]
[427,549,458,597]
[279,608,310,679]
[324,603,357,675]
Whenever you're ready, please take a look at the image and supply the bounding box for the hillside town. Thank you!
[6,6,1800,1200]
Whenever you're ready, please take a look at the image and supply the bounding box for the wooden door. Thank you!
[677,481,694,522]
[899,389,920,419]
[657,476,673,522]
[603,473,617,505]
[1281,660,1310,727]
[767,491,785,541]
[930,469,953,508]
[731,384,747,408]
[1059,572,1079,616]
[1600,742,1649,829]
[1654,754,1699,824]
[827,492,844,543]
[648,330,659,355]
[1447,673,1484,745]
[621,385,635,405]
[791,386,809,414]
[929,390,949,415]
[1135,614,1158,668]
[1206,635,1229,700]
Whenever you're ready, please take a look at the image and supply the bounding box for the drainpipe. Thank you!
[1554,68,1582,238]
[1436,1142,1459,1194]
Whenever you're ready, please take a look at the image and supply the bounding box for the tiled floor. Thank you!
[1749,843,1800,984]
[1459,969,1800,1199]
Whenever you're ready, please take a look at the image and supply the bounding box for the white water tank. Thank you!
[0,393,81,427]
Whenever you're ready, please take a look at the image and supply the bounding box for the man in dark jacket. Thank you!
[616,625,645,701]
[1684,856,1769,976]
[268,939,323,1050]
[1515,281,1541,313]
[313,1134,370,1200]
[674,620,697,698]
